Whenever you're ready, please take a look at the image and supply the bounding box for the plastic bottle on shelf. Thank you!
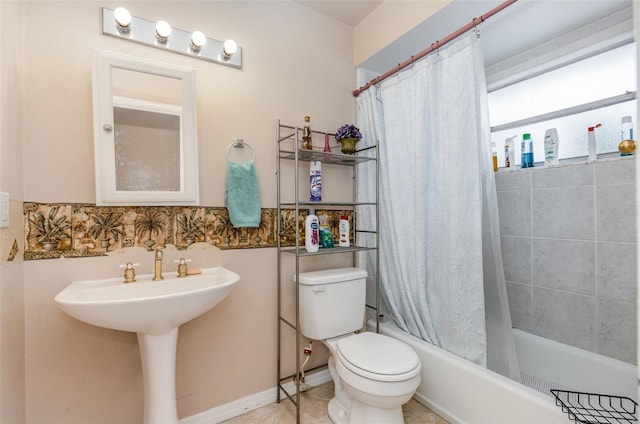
[302,116,313,150]
[305,211,319,253]
[619,116,636,157]
[520,133,534,168]
[318,214,334,248]
[587,123,601,162]
[543,128,559,167]
[310,161,322,202]
[621,116,634,141]
[491,142,498,173]
[504,135,515,170]
[338,216,350,247]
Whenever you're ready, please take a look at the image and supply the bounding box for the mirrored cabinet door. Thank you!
[92,49,199,205]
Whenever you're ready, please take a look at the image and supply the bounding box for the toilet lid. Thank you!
[335,332,420,379]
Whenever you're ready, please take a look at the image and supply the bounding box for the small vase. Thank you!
[338,137,358,154]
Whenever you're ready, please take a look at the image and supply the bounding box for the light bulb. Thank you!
[114,7,131,33]
[222,39,237,59]
[190,31,206,52]
[155,20,172,43]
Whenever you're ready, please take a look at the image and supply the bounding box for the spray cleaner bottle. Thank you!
[310,161,322,202]
[587,123,602,162]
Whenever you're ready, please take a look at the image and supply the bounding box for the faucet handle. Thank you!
[175,258,190,277]
[120,262,139,283]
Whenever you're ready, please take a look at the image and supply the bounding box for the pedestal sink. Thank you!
[54,267,240,424]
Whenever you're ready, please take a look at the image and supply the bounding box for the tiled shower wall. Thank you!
[496,157,636,364]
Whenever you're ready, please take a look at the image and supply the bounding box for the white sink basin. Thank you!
[55,266,239,424]
[55,267,239,335]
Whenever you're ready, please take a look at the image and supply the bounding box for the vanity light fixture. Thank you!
[101,8,242,69]
[113,7,132,34]
[221,39,238,60]
[155,20,172,44]
[190,31,206,53]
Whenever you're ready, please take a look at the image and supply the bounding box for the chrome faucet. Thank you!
[152,249,164,281]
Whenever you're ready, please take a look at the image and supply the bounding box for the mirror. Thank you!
[92,49,199,205]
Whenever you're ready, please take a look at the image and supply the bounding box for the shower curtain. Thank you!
[356,33,519,377]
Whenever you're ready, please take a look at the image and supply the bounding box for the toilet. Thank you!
[297,267,421,424]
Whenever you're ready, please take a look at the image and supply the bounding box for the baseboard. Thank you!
[180,369,332,424]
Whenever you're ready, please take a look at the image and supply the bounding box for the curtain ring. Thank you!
[431,40,440,55]
[473,17,483,39]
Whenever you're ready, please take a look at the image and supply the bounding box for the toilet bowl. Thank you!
[323,332,421,424]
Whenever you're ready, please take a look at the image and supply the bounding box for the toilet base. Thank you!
[327,396,404,424]
[328,397,350,424]
[349,399,404,424]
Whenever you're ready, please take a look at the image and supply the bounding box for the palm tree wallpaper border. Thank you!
[23,203,353,260]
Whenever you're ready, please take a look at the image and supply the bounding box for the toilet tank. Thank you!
[297,267,368,340]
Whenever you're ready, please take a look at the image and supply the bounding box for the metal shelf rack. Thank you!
[275,120,379,423]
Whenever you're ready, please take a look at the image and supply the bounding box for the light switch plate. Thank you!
[0,192,9,228]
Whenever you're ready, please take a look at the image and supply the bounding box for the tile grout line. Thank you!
[529,170,534,333]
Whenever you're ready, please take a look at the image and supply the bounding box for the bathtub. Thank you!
[372,319,637,424]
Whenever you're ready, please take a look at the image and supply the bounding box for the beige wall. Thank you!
[0,0,26,423]
[23,1,356,205]
[353,0,451,67]
[19,1,357,422]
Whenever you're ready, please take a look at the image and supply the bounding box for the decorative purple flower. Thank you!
[335,124,362,141]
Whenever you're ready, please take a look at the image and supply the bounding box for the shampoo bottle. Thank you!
[587,123,602,162]
[338,215,350,247]
[305,210,319,253]
[310,161,322,202]
[543,128,559,167]
[504,135,516,170]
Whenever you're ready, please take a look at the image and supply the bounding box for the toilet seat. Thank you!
[335,332,421,382]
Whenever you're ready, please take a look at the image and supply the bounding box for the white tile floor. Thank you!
[220,382,449,424]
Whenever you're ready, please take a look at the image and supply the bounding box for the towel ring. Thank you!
[226,138,255,162]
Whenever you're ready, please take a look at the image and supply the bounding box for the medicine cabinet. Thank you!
[92,49,199,205]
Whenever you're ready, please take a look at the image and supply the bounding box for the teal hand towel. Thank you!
[225,160,261,228]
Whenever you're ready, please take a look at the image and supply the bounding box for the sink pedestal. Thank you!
[138,328,179,424]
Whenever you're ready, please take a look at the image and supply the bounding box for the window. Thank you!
[489,42,637,167]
